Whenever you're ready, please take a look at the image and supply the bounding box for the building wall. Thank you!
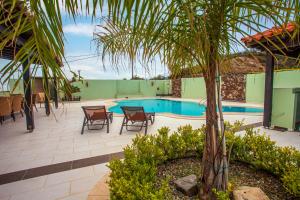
[271,88,296,130]
[245,73,265,104]
[246,70,300,104]
[7,70,300,103]
[9,79,24,94]
[73,80,118,99]
[9,78,45,95]
[296,94,300,130]
[73,79,171,100]
[181,78,206,99]
[221,74,245,101]
[172,79,182,97]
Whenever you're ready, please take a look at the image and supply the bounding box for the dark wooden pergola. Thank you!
[0,4,59,132]
[242,22,300,128]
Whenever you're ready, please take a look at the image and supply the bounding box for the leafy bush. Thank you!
[212,188,230,200]
[108,123,300,199]
[230,128,300,197]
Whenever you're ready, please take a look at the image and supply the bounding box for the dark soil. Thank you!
[156,157,299,200]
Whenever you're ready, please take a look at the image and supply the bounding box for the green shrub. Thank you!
[282,169,300,196]
[230,128,300,196]
[212,188,230,200]
[108,124,300,198]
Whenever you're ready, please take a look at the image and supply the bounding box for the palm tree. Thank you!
[95,1,299,199]
[1,0,299,199]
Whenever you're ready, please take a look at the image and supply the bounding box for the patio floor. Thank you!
[0,99,298,200]
[0,99,263,174]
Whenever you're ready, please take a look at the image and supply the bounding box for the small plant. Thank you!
[212,188,230,200]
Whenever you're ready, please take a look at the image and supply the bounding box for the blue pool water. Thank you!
[109,99,263,117]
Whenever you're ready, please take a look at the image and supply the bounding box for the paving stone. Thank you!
[174,174,198,197]
[233,186,270,200]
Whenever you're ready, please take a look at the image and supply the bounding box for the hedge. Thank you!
[108,122,300,199]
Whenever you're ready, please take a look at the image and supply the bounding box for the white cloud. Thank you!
[63,23,96,37]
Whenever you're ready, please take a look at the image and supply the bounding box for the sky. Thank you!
[0,2,277,89]
[62,12,168,80]
[61,15,168,80]
[0,9,168,86]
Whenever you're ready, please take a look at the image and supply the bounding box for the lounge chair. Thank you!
[81,106,113,134]
[11,94,23,121]
[120,106,155,135]
[36,92,45,107]
[32,94,38,112]
[0,97,12,124]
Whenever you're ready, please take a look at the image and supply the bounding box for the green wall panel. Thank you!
[271,88,296,130]
[246,73,265,104]
[73,79,171,100]
[181,78,206,99]
[246,70,300,104]
[73,80,117,100]
[273,70,300,88]
[117,80,141,95]
[295,94,300,130]
[9,79,24,94]
[140,80,169,96]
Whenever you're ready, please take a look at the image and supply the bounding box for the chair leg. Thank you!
[109,114,113,123]
[0,116,2,125]
[81,117,86,135]
[34,104,38,112]
[106,120,109,133]
[119,117,126,135]
[11,112,15,121]
[20,110,23,117]
[145,121,148,135]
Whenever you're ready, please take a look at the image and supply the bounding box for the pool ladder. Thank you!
[199,98,207,105]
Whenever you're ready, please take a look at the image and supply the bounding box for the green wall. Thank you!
[73,79,171,100]
[117,80,141,95]
[296,93,300,130]
[181,78,206,99]
[273,70,300,88]
[271,88,297,130]
[9,79,24,94]
[7,79,171,100]
[246,73,265,104]
[73,80,117,100]
[246,70,300,104]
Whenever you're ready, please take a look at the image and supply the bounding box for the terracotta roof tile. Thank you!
[241,22,296,44]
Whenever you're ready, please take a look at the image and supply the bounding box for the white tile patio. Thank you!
[0,99,263,174]
[0,99,299,200]
[0,163,110,200]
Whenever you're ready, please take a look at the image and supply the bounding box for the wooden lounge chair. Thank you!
[81,106,113,134]
[36,92,45,107]
[32,94,38,112]
[0,97,12,124]
[120,106,155,135]
[11,94,23,121]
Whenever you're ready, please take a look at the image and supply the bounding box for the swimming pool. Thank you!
[108,99,263,117]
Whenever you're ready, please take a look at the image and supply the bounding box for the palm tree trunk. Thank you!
[200,61,223,200]
[216,65,228,191]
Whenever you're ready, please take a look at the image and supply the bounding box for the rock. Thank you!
[174,174,198,197]
[233,186,270,200]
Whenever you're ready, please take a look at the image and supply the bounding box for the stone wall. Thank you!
[172,79,181,97]
[221,74,246,102]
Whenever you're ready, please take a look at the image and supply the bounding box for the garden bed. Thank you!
[108,124,300,199]
[156,157,297,200]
